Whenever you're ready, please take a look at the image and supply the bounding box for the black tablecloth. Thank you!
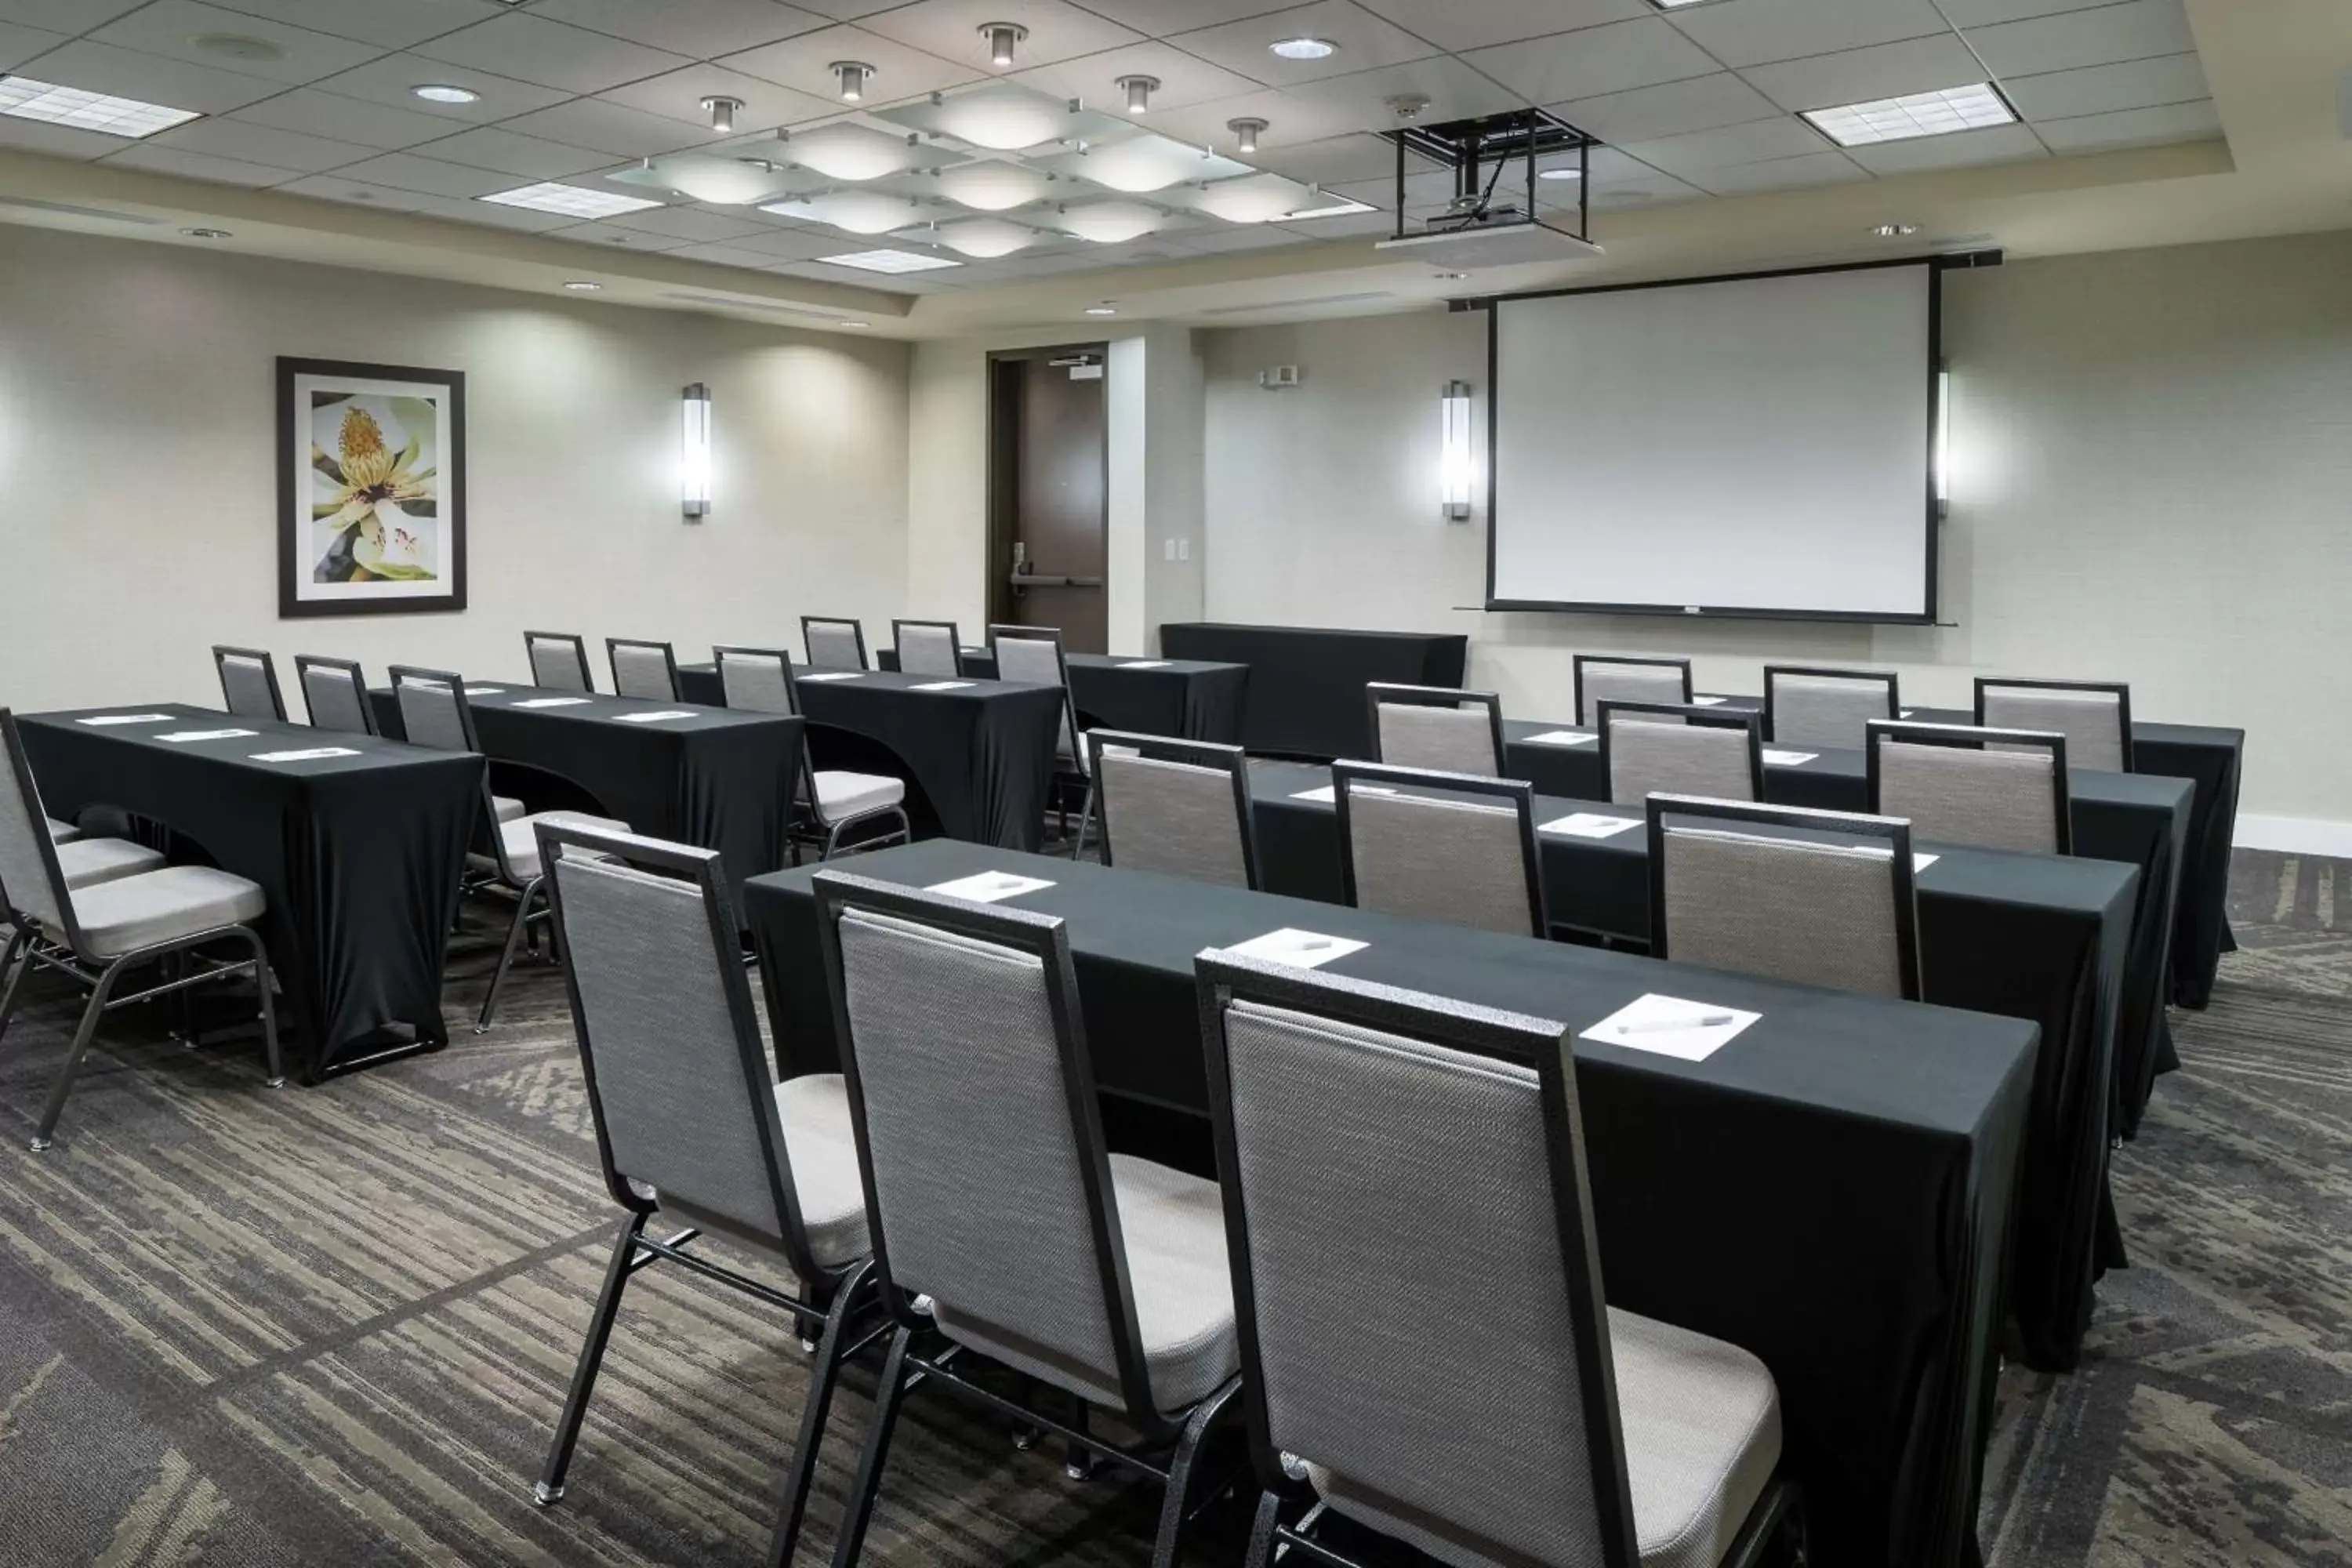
[746,838,2034,1568]
[677,665,1065,851]
[1249,758,2131,1372]
[21,705,481,1078]
[1157,622,1467,760]
[370,686,797,898]
[880,648,1250,745]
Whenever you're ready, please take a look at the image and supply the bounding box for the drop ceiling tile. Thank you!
[1461,18,1717,106]
[85,1,385,85]
[0,20,67,71]
[1328,166,1452,207]
[99,141,295,185]
[1617,115,1827,175]
[1132,85,1373,151]
[547,219,694,250]
[594,62,838,132]
[148,115,380,171]
[2002,51,2207,119]
[1967,0,2195,79]
[1168,2,1440,88]
[1352,0,1645,54]
[332,149,521,197]
[861,0,1145,75]
[0,0,147,32]
[1169,220,1323,251]
[273,172,437,209]
[771,0,915,20]
[1008,39,1264,113]
[1665,0,1953,69]
[670,239,816,268]
[602,202,779,241]
[1552,72,1784,145]
[0,114,134,158]
[1587,167,1704,207]
[720,24,982,107]
[2034,94,2218,151]
[1276,53,1526,132]
[1842,118,2046,172]
[194,0,509,51]
[1243,131,1410,184]
[723,223,857,260]
[528,0,830,58]
[406,124,614,178]
[308,51,571,123]
[491,96,712,157]
[1933,0,2118,24]
[412,14,692,96]
[1690,147,1864,194]
[1737,33,1987,114]
[228,86,459,147]
[1272,205,1388,237]
[413,191,577,230]
[16,38,285,113]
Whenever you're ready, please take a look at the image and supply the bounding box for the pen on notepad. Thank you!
[1292,938,1334,951]
[1616,1013,1734,1035]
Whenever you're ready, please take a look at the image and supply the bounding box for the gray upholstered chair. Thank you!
[1599,700,1764,807]
[0,710,281,1150]
[1334,762,1544,938]
[1573,654,1691,727]
[1366,684,1504,776]
[801,616,869,672]
[524,630,594,693]
[604,637,681,702]
[293,654,378,737]
[712,645,908,860]
[1647,793,1921,1000]
[989,624,1092,856]
[1976,679,2132,772]
[1084,730,1258,889]
[529,822,873,1564]
[45,816,79,844]
[1764,665,1897,750]
[1868,720,2071,855]
[389,666,627,1032]
[212,644,286,723]
[891,619,964,678]
[1194,949,1801,1568]
[810,871,1242,1568]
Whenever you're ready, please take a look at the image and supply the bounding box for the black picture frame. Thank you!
[278,356,466,619]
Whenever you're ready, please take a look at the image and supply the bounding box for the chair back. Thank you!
[802,616,869,672]
[1599,700,1762,806]
[540,823,826,1276]
[1764,665,1896,749]
[1573,655,1690,727]
[1869,720,2071,855]
[0,711,75,939]
[989,625,1080,769]
[607,637,681,702]
[212,645,285,722]
[1087,731,1256,888]
[1976,679,2131,772]
[388,664,480,756]
[1196,952,1639,1568]
[1647,794,1919,1000]
[1335,763,1544,938]
[811,873,1156,1417]
[1366,684,1503,776]
[295,655,376,736]
[892,619,964,678]
[713,644,797,716]
[524,630,593,693]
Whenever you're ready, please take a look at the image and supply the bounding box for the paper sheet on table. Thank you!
[1289,783,1396,804]
[1691,695,1727,706]
[251,746,360,762]
[799,672,863,682]
[1913,852,1938,870]
[513,697,590,708]
[466,687,505,696]
[908,681,975,691]
[613,710,696,724]
[1540,812,1641,840]
[156,729,256,743]
[1220,927,1367,970]
[1581,993,1759,1062]
[925,870,1054,903]
[77,713,174,726]
[1521,729,1596,746]
[1761,749,1818,766]
[1899,709,1916,718]
[1117,660,1171,669]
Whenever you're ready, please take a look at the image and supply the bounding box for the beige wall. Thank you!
[1200,232,2352,829]
[0,223,911,711]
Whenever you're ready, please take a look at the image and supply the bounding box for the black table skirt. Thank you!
[1158,622,1466,760]
[677,665,1065,851]
[746,838,2035,1568]
[878,648,1250,746]
[22,706,481,1077]
[1248,758,2132,1373]
[370,686,797,898]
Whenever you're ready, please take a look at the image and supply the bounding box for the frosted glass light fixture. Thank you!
[1054,200,1163,243]
[1440,379,1473,521]
[782,122,928,181]
[1080,134,1203,193]
[934,217,1036,257]
[927,84,1070,150]
[800,188,923,234]
[682,383,712,520]
[1195,174,1309,223]
[935,159,1048,211]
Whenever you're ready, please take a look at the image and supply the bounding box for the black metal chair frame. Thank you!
[1081,729,1261,890]
[1595,699,1766,804]
[1363,683,1506,774]
[1761,663,1900,746]
[889,619,965,677]
[711,644,908,863]
[1330,760,1548,938]
[523,630,596,693]
[604,637,682,703]
[1572,653,1692,728]
[800,615,871,672]
[986,623,1093,858]
[530,822,884,1566]
[1642,791,1924,1002]
[292,653,379,736]
[1866,719,2075,855]
[810,871,1244,1568]
[1973,677,2134,772]
[211,644,288,723]
[1193,949,1802,1568]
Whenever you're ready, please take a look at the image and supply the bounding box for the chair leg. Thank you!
[829,1325,916,1568]
[241,931,285,1088]
[767,1261,873,1567]
[476,880,539,1034]
[535,1213,647,1506]
[1151,1380,1240,1568]
[31,957,125,1151]
[1246,1490,1283,1568]
[1065,1397,1098,1481]
[1069,785,1096,862]
[0,928,31,1046]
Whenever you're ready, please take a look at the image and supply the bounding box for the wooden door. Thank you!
[989,349,1108,653]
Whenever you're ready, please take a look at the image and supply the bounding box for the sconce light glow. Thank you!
[1935,365,1951,509]
[1440,379,1473,521]
[681,382,712,520]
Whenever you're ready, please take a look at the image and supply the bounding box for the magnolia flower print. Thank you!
[313,401,439,583]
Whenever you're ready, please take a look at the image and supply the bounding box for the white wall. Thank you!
[1200,231,2352,824]
[0,223,910,711]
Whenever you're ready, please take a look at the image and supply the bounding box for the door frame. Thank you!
[985,343,1109,630]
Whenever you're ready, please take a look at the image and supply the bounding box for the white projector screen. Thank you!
[1489,263,1939,621]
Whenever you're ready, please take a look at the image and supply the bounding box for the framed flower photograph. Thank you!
[278,358,466,617]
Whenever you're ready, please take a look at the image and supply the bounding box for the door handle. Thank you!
[1008,574,1103,589]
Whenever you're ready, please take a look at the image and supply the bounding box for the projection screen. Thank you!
[1488,262,1940,622]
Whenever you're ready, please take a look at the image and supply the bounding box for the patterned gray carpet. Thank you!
[0,851,2344,1566]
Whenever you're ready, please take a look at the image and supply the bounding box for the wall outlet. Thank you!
[1163,538,1177,561]
[1177,537,1189,561]
[1257,365,1301,390]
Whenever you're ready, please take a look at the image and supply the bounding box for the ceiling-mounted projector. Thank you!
[1375,209,1602,268]
[1373,107,1603,270]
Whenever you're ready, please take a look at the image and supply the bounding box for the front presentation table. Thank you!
[879,647,1250,745]
[1158,622,1467,760]
[746,837,2034,1568]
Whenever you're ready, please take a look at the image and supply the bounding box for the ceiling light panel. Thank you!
[1035,132,1250,194]
[818,248,962,273]
[481,180,663,218]
[934,159,1051,212]
[927,217,1040,257]
[880,82,1107,151]
[764,188,927,234]
[1189,172,1312,224]
[779,122,943,182]
[1051,199,1167,243]
[607,154,796,205]
[0,76,200,138]
[1802,83,2017,147]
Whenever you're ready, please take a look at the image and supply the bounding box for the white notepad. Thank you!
[251,746,360,762]
[1521,729,1595,746]
[78,713,174,726]
[799,671,863,682]
[926,870,1054,903]
[1913,852,1939,871]
[1289,783,1396,804]
[1220,927,1367,970]
[1540,812,1641,840]
[1118,660,1171,670]
[156,729,256,743]
[1581,993,1759,1062]
[613,710,696,724]
[1762,749,1818,766]
[1691,695,1727,706]
[513,696,590,708]
[908,681,975,691]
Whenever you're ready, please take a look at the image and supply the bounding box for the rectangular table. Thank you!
[746,838,2035,1568]
[877,648,1250,745]
[1158,622,1467,761]
[21,706,482,1079]
[1249,757,2132,1372]
[370,685,798,897]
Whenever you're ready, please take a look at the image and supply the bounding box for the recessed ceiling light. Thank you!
[833,60,874,103]
[1803,83,2016,147]
[1269,37,1338,60]
[1083,303,1117,316]
[481,181,663,219]
[817,248,962,274]
[1869,223,1921,238]
[1536,166,1583,181]
[0,74,200,138]
[411,83,480,104]
[180,227,231,239]
[563,280,602,291]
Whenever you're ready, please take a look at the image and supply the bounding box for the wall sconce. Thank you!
[1440,379,1473,521]
[1934,364,1952,515]
[681,382,712,519]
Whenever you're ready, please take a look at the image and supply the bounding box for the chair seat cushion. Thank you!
[46,815,81,844]
[470,811,630,884]
[492,795,527,824]
[812,771,904,822]
[56,836,167,891]
[70,866,266,959]
[773,1075,870,1269]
